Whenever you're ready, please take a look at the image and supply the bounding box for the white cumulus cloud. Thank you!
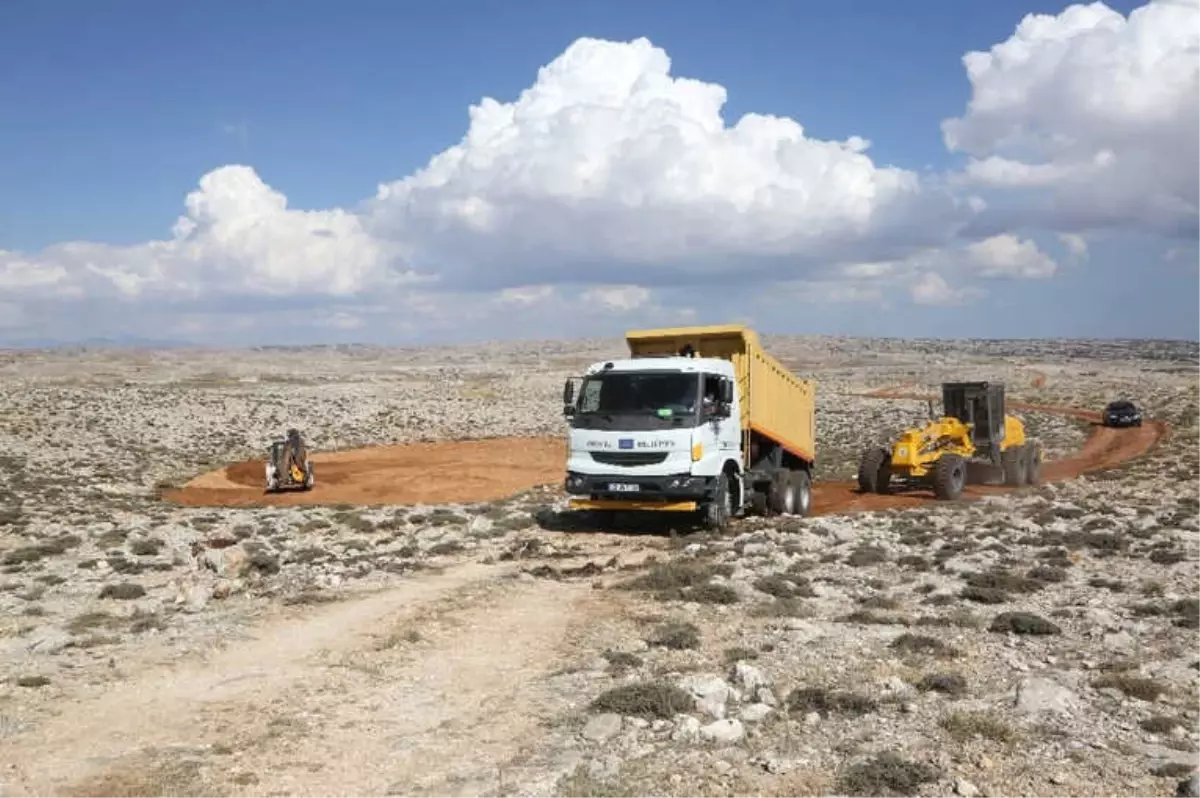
[1,166,404,301]
[964,234,1058,279]
[1058,233,1089,260]
[910,272,985,306]
[943,0,1199,237]
[366,36,968,288]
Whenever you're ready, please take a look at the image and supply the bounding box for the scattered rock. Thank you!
[739,703,773,723]
[678,674,733,719]
[699,718,745,744]
[1014,676,1079,716]
[581,713,622,743]
[955,777,980,797]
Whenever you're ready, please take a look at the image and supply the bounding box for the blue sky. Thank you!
[1,0,1195,345]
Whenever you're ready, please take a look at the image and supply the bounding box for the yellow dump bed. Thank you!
[624,324,815,463]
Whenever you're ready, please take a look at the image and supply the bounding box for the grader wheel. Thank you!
[1025,443,1042,485]
[933,453,967,500]
[1001,444,1026,486]
[857,447,892,495]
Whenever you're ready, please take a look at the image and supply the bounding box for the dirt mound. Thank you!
[163,437,567,508]
[163,398,1166,515]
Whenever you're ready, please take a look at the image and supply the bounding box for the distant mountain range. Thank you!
[0,335,198,350]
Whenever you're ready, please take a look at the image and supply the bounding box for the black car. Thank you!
[1103,399,1142,428]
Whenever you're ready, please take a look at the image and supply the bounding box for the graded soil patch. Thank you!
[164,397,1166,514]
[163,436,567,508]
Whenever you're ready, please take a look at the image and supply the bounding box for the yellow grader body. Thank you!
[859,382,1041,500]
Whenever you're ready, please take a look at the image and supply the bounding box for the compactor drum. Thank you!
[857,382,1041,501]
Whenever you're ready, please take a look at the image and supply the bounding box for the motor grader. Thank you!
[857,381,1041,501]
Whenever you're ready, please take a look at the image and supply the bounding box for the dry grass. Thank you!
[590,682,695,719]
[940,710,1016,743]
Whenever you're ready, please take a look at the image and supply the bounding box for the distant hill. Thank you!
[0,335,198,350]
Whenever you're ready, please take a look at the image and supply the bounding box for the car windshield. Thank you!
[577,371,699,418]
[1108,401,1134,411]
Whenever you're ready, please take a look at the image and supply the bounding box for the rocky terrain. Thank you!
[0,334,1196,797]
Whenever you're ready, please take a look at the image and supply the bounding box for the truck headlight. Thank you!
[666,476,704,490]
[565,473,586,489]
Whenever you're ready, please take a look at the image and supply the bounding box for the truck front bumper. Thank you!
[564,472,714,507]
[568,498,699,512]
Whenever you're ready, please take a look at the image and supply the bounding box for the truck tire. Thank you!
[857,447,891,494]
[703,473,732,531]
[1001,444,1024,486]
[768,469,796,515]
[933,453,966,500]
[791,469,812,517]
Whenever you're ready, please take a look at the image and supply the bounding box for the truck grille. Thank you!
[590,451,670,466]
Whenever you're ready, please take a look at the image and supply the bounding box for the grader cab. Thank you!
[858,381,1042,500]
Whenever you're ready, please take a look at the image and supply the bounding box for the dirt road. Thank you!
[164,392,1166,516]
[808,387,1171,515]
[2,559,632,797]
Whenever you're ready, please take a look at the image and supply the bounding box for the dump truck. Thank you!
[560,324,816,530]
[857,381,1041,501]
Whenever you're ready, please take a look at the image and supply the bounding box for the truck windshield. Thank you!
[575,371,699,427]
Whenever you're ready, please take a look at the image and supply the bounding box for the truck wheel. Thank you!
[768,470,796,515]
[933,453,966,500]
[703,473,732,531]
[791,470,812,517]
[1025,443,1042,485]
[1001,445,1024,486]
[857,447,891,494]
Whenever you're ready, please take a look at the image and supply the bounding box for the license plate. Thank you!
[607,483,640,492]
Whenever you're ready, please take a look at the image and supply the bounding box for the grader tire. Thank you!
[857,447,892,495]
[1001,445,1025,486]
[1025,442,1042,485]
[933,453,967,500]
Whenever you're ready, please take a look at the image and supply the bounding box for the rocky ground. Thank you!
[0,335,1196,797]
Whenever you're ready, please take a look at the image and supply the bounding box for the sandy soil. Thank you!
[3,559,625,797]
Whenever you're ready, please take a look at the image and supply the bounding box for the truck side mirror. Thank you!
[563,378,580,416]
[720,379,735,404]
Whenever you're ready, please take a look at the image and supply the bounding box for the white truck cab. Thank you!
[562,354,743,527]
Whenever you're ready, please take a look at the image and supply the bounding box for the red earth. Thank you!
[163,390,1167,516]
